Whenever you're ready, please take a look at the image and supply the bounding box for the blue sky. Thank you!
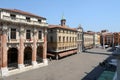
[0,0,120,32]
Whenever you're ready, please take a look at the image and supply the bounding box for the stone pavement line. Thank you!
[4,48,112,80]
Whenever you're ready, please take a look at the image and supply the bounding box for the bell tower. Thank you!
[60,15,66,26]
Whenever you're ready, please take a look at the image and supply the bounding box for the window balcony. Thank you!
[37,39,44,43]
[2,15,48,27]
[7,39,19,43]
[25,39,33,43]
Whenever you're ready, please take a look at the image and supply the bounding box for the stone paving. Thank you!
[3,48,112,80]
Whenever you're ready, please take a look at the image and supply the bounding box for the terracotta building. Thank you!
[47,18,83,59]
[0,8,48,76]
[96,32,101,46]
[101,30,113,47]
[113,32,120,46]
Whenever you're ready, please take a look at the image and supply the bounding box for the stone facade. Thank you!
[47,19,83,59]
[93,32,101,47]
[0,8,48,76]
[83,31,94,49]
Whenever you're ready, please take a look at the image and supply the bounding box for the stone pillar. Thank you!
[43,28,48,65]
[1,28,8,76]
[103,35,105,49]
[0,34,2,77]
[32,29,37,66]
[18,27,25,69]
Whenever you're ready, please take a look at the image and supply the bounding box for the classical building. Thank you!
[0,8,48,76]
[113,32,120,46]
[83,31,94,49]
[93,32,101,47]
[47,18,83,59]
[101,30,113,48]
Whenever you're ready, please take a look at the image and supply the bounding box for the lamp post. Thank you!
[102,34,105,49]
[112,33,114,50]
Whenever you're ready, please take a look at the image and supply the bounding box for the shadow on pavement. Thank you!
[107,48,114,52]
[83,51,111,56]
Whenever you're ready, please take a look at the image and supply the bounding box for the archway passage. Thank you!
[8,48,18,70]
[24,47,32,66]
[37,46,43,63]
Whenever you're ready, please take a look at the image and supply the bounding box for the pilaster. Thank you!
[43,28,48,65]
[2,26,8,68]
[32,28,37,66]
[18,27,25,69]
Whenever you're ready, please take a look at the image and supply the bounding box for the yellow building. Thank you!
[47,18,83,59]
[83,31,94,49]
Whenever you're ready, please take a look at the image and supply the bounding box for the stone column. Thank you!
[1,27,8,76]
[32,29,37,66]
[103,35,105,49]
[18,27,25,69]
[0,34,2,78]
[43,28,48,65]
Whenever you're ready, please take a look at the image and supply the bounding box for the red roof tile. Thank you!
[0,8,46,20]
[48,25,77,31]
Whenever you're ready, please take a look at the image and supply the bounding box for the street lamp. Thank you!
[112,33,114,49]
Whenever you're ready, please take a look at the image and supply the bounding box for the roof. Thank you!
[0,8,46,20]
[84,31,94,35]
[48,25,77,31]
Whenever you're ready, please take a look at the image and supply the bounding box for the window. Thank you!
[38,31,42,39]
[70,37,71,42]
[11,28,16,39]
[66,37,68,42]
[73,37,74,42]
[50,36,53,43]
[26,17,30,22]
[38,19,41,23]
[63,37,65,42]
[26,30,31,39]
[50,30,53,33]
[10,14,16,20]
[59,36,61,42]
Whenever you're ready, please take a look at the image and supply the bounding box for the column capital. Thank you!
[2,26,8,34]
[20,27,25,35]
[44,29,47,35]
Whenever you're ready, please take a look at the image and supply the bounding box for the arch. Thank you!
[37,46,43,63]
[24,46,32,66]
[8,48,18,70]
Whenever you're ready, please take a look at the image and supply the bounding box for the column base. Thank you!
[1,67,8,76]
[43,59,48,65]
[77,50,82,54]
[32,61,38,67]
[18,64,25,69]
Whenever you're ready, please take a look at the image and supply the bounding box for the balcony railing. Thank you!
[2,15,48,26]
